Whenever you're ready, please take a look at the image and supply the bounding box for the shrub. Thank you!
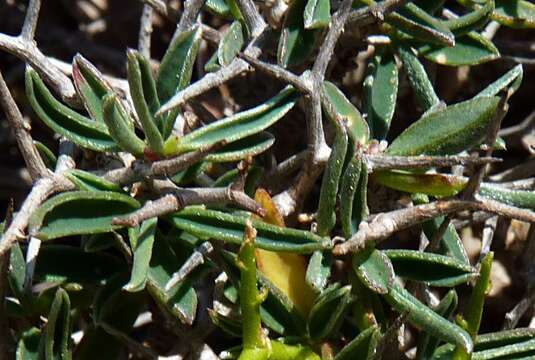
[1,0,535,359]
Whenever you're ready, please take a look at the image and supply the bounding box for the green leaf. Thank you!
[444,1,495,35]
[102,93,146,157]
[307,283,353,340]
[416,290,458,360]
[205,132,275,162]
[163,87,297,156]
[493,0,535,28]
[29,191,140,240]
[397,44,440,111]
[16,328,42,360]
[385,281,473,353]
[389,3,455,46]
[205,51,222,73]
[306,251,332,292]
[477,64,523,98]
[353,248,395,295]
[25,68,118,152]
[35,141,57,169]
[218,21,245,66]
[304,0,331,29]
[475,328,535,352]
[479,183,535,209]
[170,207,330,253]
[473,339,535,359]
[157,26,202,103]
[334,325,381,360]
[72,54,112,124]
[270,341,321,360]
[384,250,476,286]
[65,169,123,193]
[146,235,199,325]
[322,81,369,144]
[417,32,499,66]
[278,0,317,67]
[33,245,123,284]
[339,156,363,238]
[127,49,165,154]
[373,171,466,196]
[386,96,500,156]
[205,0,231,17]
[124,218,157,292]
[43,288,71,360]
[82,233,116,252]
[364,50,399,140]
[208,309,242,337]
[316,116,348,236]
[8,242,26,301]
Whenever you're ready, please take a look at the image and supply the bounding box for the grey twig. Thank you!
[349,0,408,26]
[489,157,535,182]
[236,0,267,37]
[0,69,48,181]
[112,187,264,227]
[334,197,535,255]
[173,0,206,42]
[313,0,354,79]
[479,215,498,263]
[166,242,214,291]
[0,34,78,106]
[140,0,180,21]
[20,0,42,41]
[138,4,154,59]
[101,142,224,186]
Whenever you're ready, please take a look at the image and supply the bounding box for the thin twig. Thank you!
[138,4,154,59]
[166,242,213,291]
[479,216,498,263]
[313,0,354,79]
[20,0,42,41]
[100,142,224,186]
[334,198,535,255]
[489,157,535,182]
[349,0,408,26]
[172,0,206,42]
[236,0,267,37]
[113,187,264,227]
[0,34,78,106]
[0,69,48,181]
[140,0,180,21]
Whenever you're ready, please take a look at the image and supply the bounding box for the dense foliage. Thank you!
[1,0,535,359]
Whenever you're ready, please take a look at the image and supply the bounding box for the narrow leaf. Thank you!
[389,3,455,46]
[322,81,369,144]
[316,116,348,236]
[397,44,440,111]
[385,281,473,353]
[43,288,71,360]
[205,132,275,162]
[306,251,332,293]
[444,1,495,35]
[29,191,140,240]
[334,325,381,360]
[479,183,535,209]
[353,248,395,295]
[25,68,118,152]
[16,328,41,360]
[386,96,500,156]
[73,54,112,124]
[373,171,466,196]
[127,49,164,154]
[218,21,245,66]
[307,283,353,340]
[65,169,123,193]
[493,0,535,28]
[304,0,331,29]
[417,32,499,66]
[102,93,146,157]
[157,26,202,103]
[384,250,476,287]
[170,207,331,253]
[364,51,399,140]
[278,0,316,67]
[124,218,157,292]
[477,64,523,98]
[339,156,363,238]
[163,87,297,156]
